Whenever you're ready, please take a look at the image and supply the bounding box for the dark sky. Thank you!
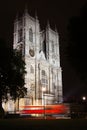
[0,0,87,100]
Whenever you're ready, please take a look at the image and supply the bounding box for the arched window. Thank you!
[30,65,34,73]
[53,74,56,90]
[41,70,48,87]
[42,70,46,76]
[29,28,33,42]
[18,28,22,42]
[52,40,54,53]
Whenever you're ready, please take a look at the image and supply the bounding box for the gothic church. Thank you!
[3,8,63,112]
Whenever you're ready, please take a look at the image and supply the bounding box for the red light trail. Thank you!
[20,104,69,115]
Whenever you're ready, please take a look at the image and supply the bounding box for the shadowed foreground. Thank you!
[0,118,87,130]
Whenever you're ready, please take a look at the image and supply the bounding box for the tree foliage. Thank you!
[7,50,27,100]
[0,38,27,106]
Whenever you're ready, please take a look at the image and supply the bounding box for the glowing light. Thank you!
[20,104,69,115]
[82,96,86,101]
[42,87,46,92]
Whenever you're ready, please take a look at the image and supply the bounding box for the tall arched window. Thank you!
[53,74,56,90]
[30,65,34,73]
[52,40,54,53]
[29,28,33,42]
[41,70,48,87]
[18,28,22,42]
[42,70,46,76]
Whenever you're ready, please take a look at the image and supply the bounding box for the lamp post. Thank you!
[42,87,46,119]
[82,96,86,101]
[82,96,86,104]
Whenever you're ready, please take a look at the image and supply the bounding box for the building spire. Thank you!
[15,13,18,22]
[35,10,38,21]
[24,4,28,15]
[35,10,38,19]
[55,25,57,32]
[47,20,50,29]
[16,13,18,19]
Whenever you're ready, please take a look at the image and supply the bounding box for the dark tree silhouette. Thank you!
[67,3,87,84]
[0,38,27,117]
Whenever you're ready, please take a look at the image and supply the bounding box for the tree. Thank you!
[0,38,11,117]
[0,38,27,117]
[8,50,27,100]
[66,3,87,84]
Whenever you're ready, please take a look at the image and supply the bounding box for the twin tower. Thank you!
[13,8,63,108]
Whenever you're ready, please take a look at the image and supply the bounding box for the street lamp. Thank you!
[42,87,46,119]
[82,96,86,101]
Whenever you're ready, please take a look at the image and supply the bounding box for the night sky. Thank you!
[0,0,87,101]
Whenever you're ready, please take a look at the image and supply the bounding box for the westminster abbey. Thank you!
[3,8,63,112]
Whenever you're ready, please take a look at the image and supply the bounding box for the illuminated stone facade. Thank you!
[3,9,63,112]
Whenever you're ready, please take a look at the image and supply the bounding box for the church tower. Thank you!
[13,7,63,108]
